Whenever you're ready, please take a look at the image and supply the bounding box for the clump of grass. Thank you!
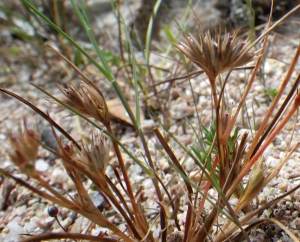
[0,1,300,241]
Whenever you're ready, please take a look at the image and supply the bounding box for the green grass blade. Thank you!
[21,0,112,81]
[145,0,162,62]
[110,2,141,128]
[163,25,176,42]
[163,0,193,56]
[71,0,114,81]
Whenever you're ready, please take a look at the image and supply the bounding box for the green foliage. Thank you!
[190,145,212,166]
[163,25,176,42]
[227,126,239,158]
[10,46,20,55]
[202,122,217,151]
[73,49,84,67]
[103,50,122,67]
[265,88,278,99]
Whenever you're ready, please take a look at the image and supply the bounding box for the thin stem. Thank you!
[20,232,120,242]
[153,128,193,195]
[210,77,225,187]
[36,176,75,207]
[107,124,148,240]
[191,155,219,235]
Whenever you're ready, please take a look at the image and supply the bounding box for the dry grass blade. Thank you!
[227,90,300,199]
[0,168,77,208]
[244,43,300,161]
[153,127,192,241]
[20,232,119,242]
[0,87,81,149]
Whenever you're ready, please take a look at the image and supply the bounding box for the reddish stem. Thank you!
[192,155,219,234]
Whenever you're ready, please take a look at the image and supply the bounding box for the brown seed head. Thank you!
[173,25,255,80]
[79,133,109,175]
[7,120,39,175]
[57,81,109,125]
[59,133,109,176]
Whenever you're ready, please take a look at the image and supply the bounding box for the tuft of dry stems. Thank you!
[173,25,257,190]
[173,26,255,183]
[172,18,300,242]
[4,121,135,242]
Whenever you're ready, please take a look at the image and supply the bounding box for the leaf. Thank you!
[106,98,144,126]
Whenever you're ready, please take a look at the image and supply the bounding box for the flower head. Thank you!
[59,133,109,176]
[57,81,109,126]
[7,119,39,175]
[173,25,255,80]
[79,132,110,175]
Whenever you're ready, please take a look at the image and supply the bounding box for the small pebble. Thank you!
[294,218,300,227]
[89,191,110,211]
[159,159,170,172]
[61,217,72,230]
[6,216,23,241]
[141,119,156,133]
[184,157,194,172]
[50,169,69,185]
[292,211,299,218]
[278,181,288,192]
[24,217,39,233]
[258,193,267,204]
[35,159,49,172]
[15,205,27,216]
[27,197,40,206]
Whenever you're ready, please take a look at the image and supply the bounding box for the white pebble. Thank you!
[266,156,280,168]
[35,159,49,172]
[15,205,27,216]
[141,119,156,133]
[184,157,194,172]
[50,169,69,184]
[278,181,288,192]
[5,217,23,242]
[24,217,39,233]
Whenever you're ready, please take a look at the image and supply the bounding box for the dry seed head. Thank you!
[173,25,255,80]
[79,133,109,175]
[58,137,77,161]
[7,120,39,175]
[59,133,109,176]
[57,81,109,125]
[57,138,95,180]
